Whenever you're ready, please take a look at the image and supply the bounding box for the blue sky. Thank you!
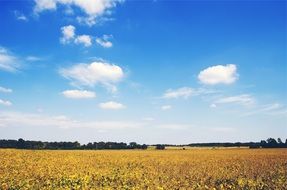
[0,0,286,144]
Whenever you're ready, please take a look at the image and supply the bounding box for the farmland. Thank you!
[0,148,286,189]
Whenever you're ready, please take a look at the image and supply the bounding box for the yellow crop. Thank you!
[0,148,286,189]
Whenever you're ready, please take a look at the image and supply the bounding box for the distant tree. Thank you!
[155,145,165,150]
[17,138,26,149]
[129,142,138,149]
[260,140,267,146]
[86,143,93,149]
[277,138,283,144]
[141,144,148,149]
[266,138,277,147]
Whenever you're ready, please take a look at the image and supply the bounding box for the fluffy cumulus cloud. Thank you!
[96,35,113,48]
[74,35,92,47]
[161,105,172,110]
[60,61,124,92]
[62,89,96,99]
[0,99,12,106]
[34,0,57,12]
[0,86,12,93]
[60,25,76,44]
[99,101,125,110]
[163,87,193,99]
[0,47,20,72]
[60,25,92,47]
[198,64,238,85]
[214,94,255,107]
[34,0,123,26]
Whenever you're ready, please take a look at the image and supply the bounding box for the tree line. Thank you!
[0,139,147,150]
[186,138,287,148]
[0,138,286,150]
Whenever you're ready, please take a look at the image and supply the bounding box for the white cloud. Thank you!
[60,61,124,92]
[163,87,193,99]
[99,101,125,110]
[210,103,217,108]
[75,35,92,47]
[242,103,287,117]
[161,105,172,110]
[198,64,238,85]
[14,11,28,21]
[60,25,93,47]
[96,35,113,48]
[26,56,42,61]
[60,25,76,44]
[34,0,123,26]
[0,111,142,129]
[62,90,96,99]
[0,47,20,72]
[34,0,57,12]
[214,94,255,107]
[162,87,217,100]
[0,99,12,106]
[0,86,12,93]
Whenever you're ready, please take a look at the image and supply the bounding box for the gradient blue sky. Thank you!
[0,0,286,144]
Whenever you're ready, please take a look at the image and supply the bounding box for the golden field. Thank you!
[0,148,286,190]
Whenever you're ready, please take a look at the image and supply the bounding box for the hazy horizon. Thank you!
[0,0,286,144]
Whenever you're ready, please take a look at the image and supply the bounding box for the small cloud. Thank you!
[75,35,92,47]
[0,99,12,106]
[34,0,123,26]
[0,86,12,93]
[210,103,217,108]
[198,64,238,85]
[161,105,172,110]
[34,0,57,13]
[0,46,20,72]
[60,25,76,44]
[161,87,217,100]
[60,25,93,47]
[60,61,124,93]
[26,56,42,61]
[214,94,255,107]
[242,103,286,117]
[96,35,113,48]
[62,90,96,99]
[163,87,193,99]
[14,11,28,21]
[99,101,126,110]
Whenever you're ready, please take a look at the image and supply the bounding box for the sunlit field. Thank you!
[0,149,286,189]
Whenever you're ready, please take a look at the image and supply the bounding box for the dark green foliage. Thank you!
[155,144,165,150]
[0,139,148,150]
[0,138,286,150]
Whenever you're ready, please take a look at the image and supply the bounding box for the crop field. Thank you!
[0,149,286,190]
